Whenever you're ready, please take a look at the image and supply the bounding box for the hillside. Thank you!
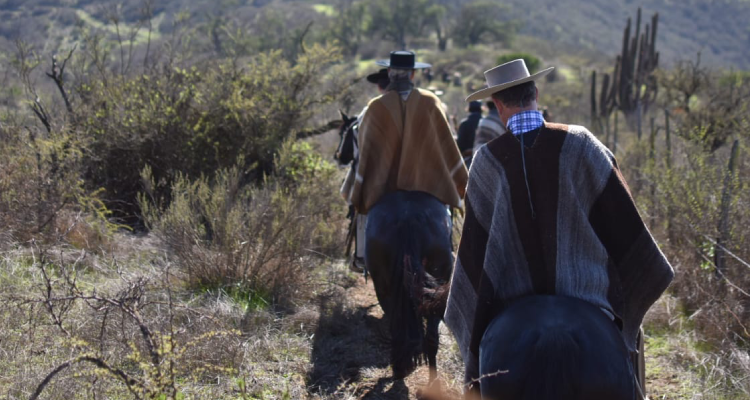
[0,0,749,399]
[499,0,750,69]
[0,0,749,69]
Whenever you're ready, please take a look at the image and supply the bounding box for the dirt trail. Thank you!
[305,269,699,400]
[307,272,465,400]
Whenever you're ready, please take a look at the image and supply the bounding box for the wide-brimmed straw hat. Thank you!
[375,50,431,69]
[466,59,554,102]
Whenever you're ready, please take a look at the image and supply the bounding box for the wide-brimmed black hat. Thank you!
[469,100,482,112]
[375,50,431,69]
[366,69,389,84]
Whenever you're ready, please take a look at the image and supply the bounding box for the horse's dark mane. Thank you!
[334,111,358,165]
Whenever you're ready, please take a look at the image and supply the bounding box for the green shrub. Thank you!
[0,125,115,246]
[139,140,346,306]
[72,42,345,224]
[496,52,541,73]
[626,134,749,345]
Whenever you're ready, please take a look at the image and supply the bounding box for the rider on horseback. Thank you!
[349,50,468,218]
[348,51,468,380]
[443,59,674,398]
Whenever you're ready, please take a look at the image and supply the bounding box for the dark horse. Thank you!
[334,111,358,166]
[477,295,640,400]
[365,190,453,380]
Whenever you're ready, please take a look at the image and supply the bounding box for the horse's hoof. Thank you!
[416,379,451,400]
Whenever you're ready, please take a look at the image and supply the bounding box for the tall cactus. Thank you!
[590,60,618,148]
[592,8,660,144]
[618,8,660,134]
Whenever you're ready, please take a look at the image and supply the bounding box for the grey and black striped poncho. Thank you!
[444,122,674,387]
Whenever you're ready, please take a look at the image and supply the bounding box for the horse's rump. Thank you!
[365,191,453,306]
[479,295,635,400]
[365,190,453,379]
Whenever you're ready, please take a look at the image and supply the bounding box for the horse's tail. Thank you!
[419,281,449,318]
[523,329,581,400]
[389,219,426,379]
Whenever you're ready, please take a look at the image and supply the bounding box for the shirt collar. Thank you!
[506,110,545,135]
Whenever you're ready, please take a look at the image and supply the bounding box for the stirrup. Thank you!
[349,257,365,273]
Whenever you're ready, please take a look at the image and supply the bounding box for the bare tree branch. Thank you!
[45,44,77,116]
[30,356,145,400]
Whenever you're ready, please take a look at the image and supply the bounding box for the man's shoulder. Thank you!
[545,122,614,163]
[544,122,600,143]
[477,132,512,162]
[412,88,446,110]
[366,92,390,108]
[416,87,440,102]
[364,92,401,120]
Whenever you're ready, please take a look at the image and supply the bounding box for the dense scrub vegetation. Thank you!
[0,0,749,398]
[628,62,750,387]
[0,8,354,396]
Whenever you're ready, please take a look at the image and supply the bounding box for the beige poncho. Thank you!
[349,88,468,213]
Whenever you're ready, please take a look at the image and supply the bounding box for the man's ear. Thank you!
[535,86,539,102]
[492,98,504,115]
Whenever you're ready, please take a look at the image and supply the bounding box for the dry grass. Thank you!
[139,140,348,310]
[0,238,244,399]
[3,231,748,400]
[643,296,750,399]
[615,98,750,398]
[0,234,467,400]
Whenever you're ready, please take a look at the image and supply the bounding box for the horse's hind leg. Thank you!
[424,316,440,382]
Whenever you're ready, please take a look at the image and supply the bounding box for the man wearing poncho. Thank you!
[349,51,468,215]
[443,59,674,395]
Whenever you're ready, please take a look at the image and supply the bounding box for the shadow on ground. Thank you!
[307,283,410,399]
[361,377,409,399]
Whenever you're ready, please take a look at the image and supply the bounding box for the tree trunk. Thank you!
[636,102,643,141]
[715,140,740,277]
[613,111,619,154]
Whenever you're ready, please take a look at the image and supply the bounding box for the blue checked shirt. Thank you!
[506,110,545,135]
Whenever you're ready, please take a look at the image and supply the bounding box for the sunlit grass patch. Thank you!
[75,9,163,44]
[357,58,375,74]
[557,66,579,84]
[312,4,336,17]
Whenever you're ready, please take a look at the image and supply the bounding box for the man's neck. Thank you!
[499,104,537,127]
[506,109,545,136]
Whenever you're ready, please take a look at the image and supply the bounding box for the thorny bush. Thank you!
[73,43,345,224]
[139,140,347,308]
